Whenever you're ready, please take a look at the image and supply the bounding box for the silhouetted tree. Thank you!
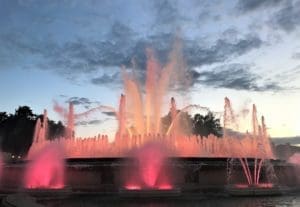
[0,106,66,156]
[0,112,8,123]
[192,112,223,137]
[15,106,35,120]
[1,106,36,155]
[48,120,65,140]
[161,110,193,135]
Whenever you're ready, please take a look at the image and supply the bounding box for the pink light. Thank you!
[123,142,173,190]
[234,183,274,189]
[125,184,142,190]
[256,183,273,188]
[234,184,249,188]
[25,143,65,189]
[158,184,173,190]
[138,143,164,188]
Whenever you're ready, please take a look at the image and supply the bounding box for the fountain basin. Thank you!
[0,187,73,200]
[225,184,290,196]
[2,194,44,207]
[119,187,181,198]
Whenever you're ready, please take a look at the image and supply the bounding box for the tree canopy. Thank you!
[161,110,223,138]
[192,112,223,137]
[0,106,65,156]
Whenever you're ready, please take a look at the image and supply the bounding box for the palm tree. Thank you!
[192,112,222,137]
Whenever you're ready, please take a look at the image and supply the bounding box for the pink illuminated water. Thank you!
[29,41,274,160]
[124,142,172,190]
[27,42,277,189]
[25,143,65,189]
[28,96,274,160]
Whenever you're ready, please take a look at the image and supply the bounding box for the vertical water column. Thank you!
[65,102,75,139]
[117,94,126,138]
[33,118,42,143]
[145,49,158,135]
[122,67,144,135]
[41,109,48,142]
[170,97,177,123]
[223,97,237,139]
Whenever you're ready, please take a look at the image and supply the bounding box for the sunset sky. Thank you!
[0,0,300,139]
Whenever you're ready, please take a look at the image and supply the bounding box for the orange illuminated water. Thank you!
[26,43,276,189]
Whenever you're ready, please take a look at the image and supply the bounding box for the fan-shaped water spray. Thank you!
[25,143,65,189]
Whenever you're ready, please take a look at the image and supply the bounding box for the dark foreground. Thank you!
[2,193,300,207]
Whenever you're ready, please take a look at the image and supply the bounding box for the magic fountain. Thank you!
[1,44,293,200]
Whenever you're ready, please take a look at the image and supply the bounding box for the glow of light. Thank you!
[125,184,142,190]
[25,143,65,189]
[158,184,173,190]
[234,183,273,189]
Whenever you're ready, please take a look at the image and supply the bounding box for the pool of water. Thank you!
[40,195,300,207]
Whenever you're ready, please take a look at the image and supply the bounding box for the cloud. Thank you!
[292,52,300,59]
[274,65,300,86]
[0,17,264,91]
[0,1,267,93]
[75,119,104,126]
[102,111,116,117]
[65,96,100,109]
[236,0,283,12]
[271,1,300,32]
[0,0,283,72]
[196,64,282,91]
[67,96,91,105]
[152,0,182,28]
[91,72,120,86]
[184,34,262,67]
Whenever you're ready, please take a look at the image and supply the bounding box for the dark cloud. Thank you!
[184,34,262,67]
[75,119,104,126]
[271,1,300,32]
[196,64,282,91]
[66,97,92,105]
[65,96,100,109]
[102,111,116,117]
[0,10,266,92]
[152,0,180,26]
[236,0,283,12]
[91,72,120,86]
[0,19,263,85]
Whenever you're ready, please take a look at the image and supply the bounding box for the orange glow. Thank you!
[234,183,274,189]
[125,184,142,190]
[158,184,173,190]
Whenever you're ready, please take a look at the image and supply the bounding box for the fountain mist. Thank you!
[124,142,172,190]
[25,143,65,189]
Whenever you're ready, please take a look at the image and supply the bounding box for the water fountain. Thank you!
[24,143,65,189]
[120,142,180,197]
[21,142,71,199]
[223,101,284,195]
[28,100,280,196]
[28,96,274,159]
[1,42,290,200]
